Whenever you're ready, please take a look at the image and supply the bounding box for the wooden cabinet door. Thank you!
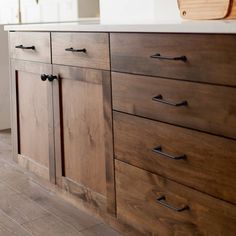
[11,60,55,182]
[52,65,115,215]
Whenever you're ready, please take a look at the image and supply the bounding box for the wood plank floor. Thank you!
[0,130,123,236]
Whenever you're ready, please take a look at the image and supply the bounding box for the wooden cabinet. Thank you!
[52,33,110,70]
[52,65,115,214]
[10,32,51,63]
[8,30,236,236]
[114,111,236,204]
[111,33,236,235]
[9,32,115,216]
[110,33,236,86]
[11,60,55,182]
[116,160,236,236]
[112,72,236,139]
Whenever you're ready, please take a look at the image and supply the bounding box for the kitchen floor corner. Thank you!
[0,129,122,236]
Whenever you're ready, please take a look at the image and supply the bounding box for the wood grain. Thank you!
[116,160,236,236]
[178,0,230,19]
[114,111,236,204]
[17,70,50,168]
[110,33,236,86]
[0,210,32,236]
[112,72,236,139]
[52,32,110,70]
[52,65,115,214]
[227,0,236,18]
[11,60,55,182]
[9,32,51,63]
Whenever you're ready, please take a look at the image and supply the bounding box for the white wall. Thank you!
[100,0,181,24]
[0,25,10,130]
[0,0,19,24]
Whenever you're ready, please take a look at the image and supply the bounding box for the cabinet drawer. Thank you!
[112,72,236,139]
[114,112,236,204]
[116,160,236,236]
[111,33,236,86]
[52,33,110,70]
[10,32,51,63]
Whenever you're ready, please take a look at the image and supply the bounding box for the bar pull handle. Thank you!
[152,95,188,107]
[65,47,86,53]
[15,45,35,50]
[151,53,187,62]
[152,146,186,160]
[156,196,189,212]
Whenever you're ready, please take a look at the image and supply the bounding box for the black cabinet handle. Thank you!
[152,146,186,160]
[156,196,189,212]
[47,75,58,82]
[150,53,187,62]
[65,47,86,53]
[41,74,48,81]
[152,95,188,107]
[15,45,35,50]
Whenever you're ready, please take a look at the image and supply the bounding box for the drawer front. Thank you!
[114,112,236,204]
[10,32,51,63]
[116,160,236,236]
[112,72,236,139]
[111,33,236,86]
[52,33,110,70]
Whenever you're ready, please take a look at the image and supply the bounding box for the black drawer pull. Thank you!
[47,75,58,82]
[152,146,186,160]
[151,53,187,62]
[156,196,189,212]
[15,45,35,50]
[65,47,86,53]
[152,95,188,107]
[41,74,48,81]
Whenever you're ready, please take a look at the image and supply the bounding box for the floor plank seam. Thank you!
[0,208,34,236]
[0,132,123,236]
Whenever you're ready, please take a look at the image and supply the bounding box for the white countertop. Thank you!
[4,20,236,34]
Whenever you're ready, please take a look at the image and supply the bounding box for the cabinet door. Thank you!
[52,65,115,215]
[11,60,55,182]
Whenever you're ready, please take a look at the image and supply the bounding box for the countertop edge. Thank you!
[4,20,236,34]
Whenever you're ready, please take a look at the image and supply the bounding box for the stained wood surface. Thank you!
[11,60,55,182]
[9,32,51,63]
[178,0,230,19]
[52,32,110,70]
[52,65,115,214]
[110,33,236,86]
[116,160,236,236]
[112,72,236,139]
[17,70,50,168]
[114,111,236,204]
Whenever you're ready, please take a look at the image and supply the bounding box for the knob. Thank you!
[41,74,48,81]
[48,75,58,82]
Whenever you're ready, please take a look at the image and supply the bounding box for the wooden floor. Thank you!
[0,130,122,236]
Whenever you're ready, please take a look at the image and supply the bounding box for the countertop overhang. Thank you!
[4,20,236,34]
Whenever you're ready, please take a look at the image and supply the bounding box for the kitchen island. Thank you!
[5,21,236,236]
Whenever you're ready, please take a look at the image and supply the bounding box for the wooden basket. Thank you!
[178,0,236,19]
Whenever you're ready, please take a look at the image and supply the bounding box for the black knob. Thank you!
[48,75,58,82]
[41,74,48,81]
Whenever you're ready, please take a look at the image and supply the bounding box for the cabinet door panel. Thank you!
[63,78,106,195]
[11,60,54,182]
[53,65,115,214]
[18,71,49,167]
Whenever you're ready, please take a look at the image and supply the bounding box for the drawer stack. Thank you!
[111,33,236,235]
